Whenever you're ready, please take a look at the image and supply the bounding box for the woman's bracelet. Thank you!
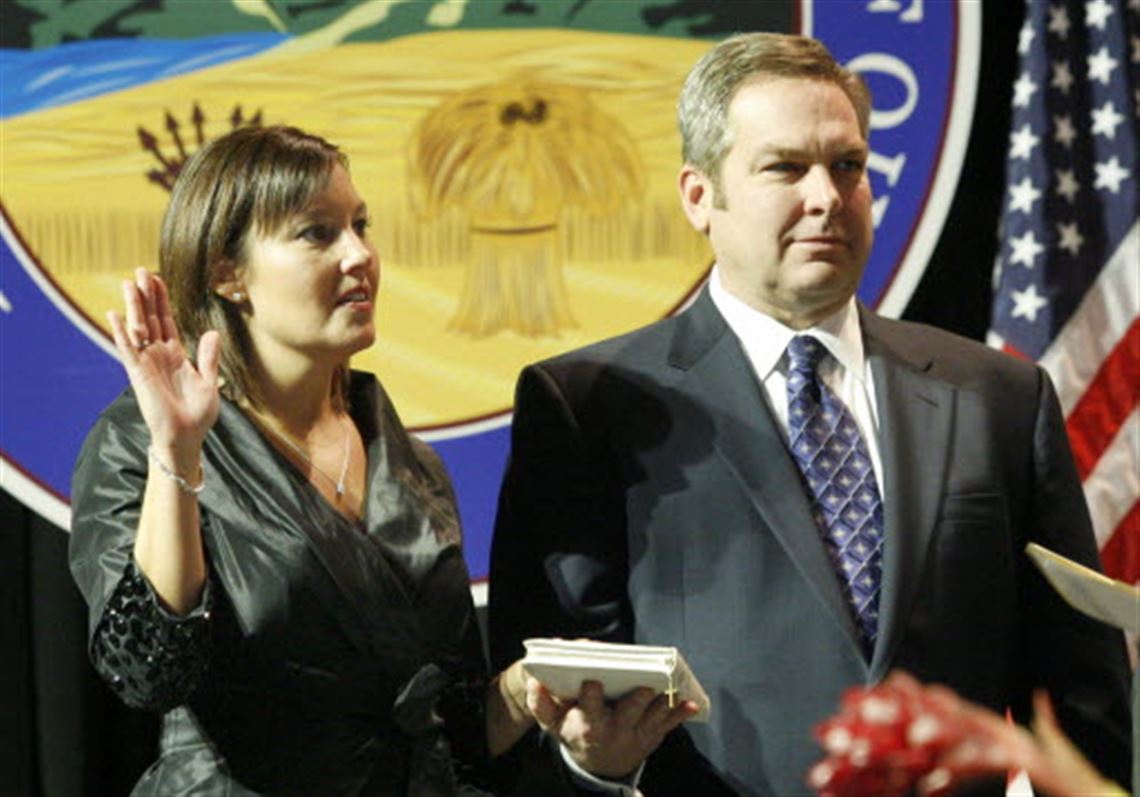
[147,446,205,495]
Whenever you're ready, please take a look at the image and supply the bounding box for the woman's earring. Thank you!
[232,291,245,302]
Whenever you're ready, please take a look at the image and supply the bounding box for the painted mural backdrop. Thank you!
[0,0,978,585]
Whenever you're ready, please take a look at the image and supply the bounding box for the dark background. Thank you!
[1,4,1023,795]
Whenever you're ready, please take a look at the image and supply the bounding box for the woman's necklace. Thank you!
[256,412,351,498]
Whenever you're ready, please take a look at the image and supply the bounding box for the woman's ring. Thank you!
[136,339,151,350]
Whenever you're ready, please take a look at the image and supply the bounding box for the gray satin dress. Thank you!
[69,372,492,796]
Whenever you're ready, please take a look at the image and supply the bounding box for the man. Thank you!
[488,33,1131,795]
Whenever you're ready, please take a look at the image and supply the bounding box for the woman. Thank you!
[69,125,691,796]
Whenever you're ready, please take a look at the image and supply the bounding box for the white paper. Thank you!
[1025,543,1139,633]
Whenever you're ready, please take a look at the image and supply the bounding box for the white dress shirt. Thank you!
[561,746,643,796]
[707,267,886,497]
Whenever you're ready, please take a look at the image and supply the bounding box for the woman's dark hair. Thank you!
[159,125,347,407]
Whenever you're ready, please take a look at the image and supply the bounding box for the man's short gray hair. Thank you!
[678,33,871,190]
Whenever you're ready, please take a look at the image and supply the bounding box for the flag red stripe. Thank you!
[1099,499,1140,584]
[1065,319,1140,481]
[1001,341,1030,361]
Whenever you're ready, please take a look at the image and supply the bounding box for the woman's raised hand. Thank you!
[106,268,221,453]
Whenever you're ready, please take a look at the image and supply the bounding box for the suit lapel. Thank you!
[669,291,864,655]
[861,310,956,680]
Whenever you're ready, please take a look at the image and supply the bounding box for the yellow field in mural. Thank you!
[2,29,711,428]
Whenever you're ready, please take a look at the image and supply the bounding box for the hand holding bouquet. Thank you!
[807,671,1124,797]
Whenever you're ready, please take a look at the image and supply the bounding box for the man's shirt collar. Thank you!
[708,265,866,380]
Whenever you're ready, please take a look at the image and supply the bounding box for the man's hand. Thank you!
[527,677,699,779]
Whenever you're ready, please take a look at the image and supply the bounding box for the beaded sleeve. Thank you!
[89,559,213,712]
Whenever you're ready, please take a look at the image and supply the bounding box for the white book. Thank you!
[522,638,711,722]
[1025,542,1139,633]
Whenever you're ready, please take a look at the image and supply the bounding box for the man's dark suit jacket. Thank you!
[489,288,1131,796]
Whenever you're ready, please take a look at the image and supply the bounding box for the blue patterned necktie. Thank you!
[785,335,884,655]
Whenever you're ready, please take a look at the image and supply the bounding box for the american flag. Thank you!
[988,0,1139,586]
